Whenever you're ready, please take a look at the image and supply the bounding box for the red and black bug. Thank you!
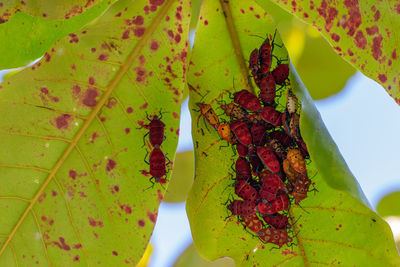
[269,130,293,148]
[258,35,273,74]
[248,48,259,77]
[259,173,285,202]
[235,180,260,202]
[146,148,167,184]
[141,113,166,149]
[260,106,283,127]
[257,146,280,173]
[257,228,292,247]
[236,143,248,157]
[248,146,265,175]
[228,200,257,216]
[250,122,267,147]
[272,64,289,86]
[241,214,263,233]
[262,213,290,229]
[234,90,262,112]
[231,120,252,147]
[257,73,276,104]
[235,157,252,180]
[258,193,289,214]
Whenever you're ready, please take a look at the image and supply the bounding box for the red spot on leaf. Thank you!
[331,33,340,42]
[132,15,144,25]
[125,128,130,134]
[127,107,133,113]
[141,170,150,177]
[106,159,116,171]
[374,10,380,21]
[122,30,130,39]
[240,8,245,13]
[73,256,79,262]
[138,220,145,227]
[366,25,379,35]
[90,132,99,143]
[150,40,159,50]
[38,193,46,203]
[204,20,208,25]
[98,54,109,61]
[134,27,145,37]
[372,35,383,60]
[317,0,338,32]
[106,98,117,109]
[55,114,72,129]
[82,89,99,107]
[150,0,164,6]
[69,170,77,179]
[41,216,47,221]
[147,211,157,223]
[173,112,179,118]
[73,244,82,249]
[341,0,362,36]
[378,74,387,83]
[157,189,163,203]
[112,251,118,256]
[88,217,104,227]
[52,237,71,251]
[52,190,57,196]
[88,77,95,85]
[140,103,148,110]
[392,49,397,59]
[354,30,366,49]
[69,34,79,43]
[120,204,132,214]
[395,4,400,14]
[174,34,181,43]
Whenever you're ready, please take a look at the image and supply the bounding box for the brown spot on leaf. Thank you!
[127,107,133,113]
[52,237,71,251]
[204,20,208,25]
[174,34,181,43]
[69,170,77,179]
[331,33,340,42]
[55,114,72,130]
[73,256,79,262]
[82,89,98,107]
[147,211,157,223]
[106,98,117,109]
[157,189,163,203]
[395,4,400,14]
[378,74,387,83]
[138,220,145,227]
[125,128,130,134]
[120,204,132,214]
[372,35,383,60]
[150,40,159,50]
[134,27,145,37]
[140,103,148,110]
[366,25,379,35]
[354,30,366,49]
[88,217,104,227]
[112,251,118,256]
[374,10,380,21]
[132,15,144,25]
[150,0,164,6]
[98,54,109,61]
[317,0,338,32]
[90,132,99,143]
[341,0,362,36]
[69,34,79,43]
[106,159,116,172]
[73,244,82,249]
[122,30,130,39]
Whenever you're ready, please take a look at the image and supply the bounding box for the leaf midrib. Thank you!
[0,0,175,256]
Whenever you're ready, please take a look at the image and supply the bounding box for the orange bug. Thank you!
[218,123,235,144]
[241,214,263,233]
[257,228,292,247]
[286,149,306,173]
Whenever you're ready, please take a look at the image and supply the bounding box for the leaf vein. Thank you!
[30,209,52,267]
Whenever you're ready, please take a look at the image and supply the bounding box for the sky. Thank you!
[148,71,400,266]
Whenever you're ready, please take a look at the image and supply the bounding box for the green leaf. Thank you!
[173,243,235,267]
[377,191,400,218]
[163,151,194,203]
[259,1,356,100]
[261,0,400,104]
[0,0,101,22]
[0,0,114,70]
[0,0,190,265]
[186,0,399,266]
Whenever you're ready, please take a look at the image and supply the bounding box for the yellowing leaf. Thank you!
[261,0,400,103]
[0,0,101,22]
[186,0,399,265]
[174,243,235,267]
[0,0,190,265]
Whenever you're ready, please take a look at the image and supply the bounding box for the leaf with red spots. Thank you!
[260,1,356,100]
[0,0,116,70]
[0,0,102,22]
[186,0,399,265]
[260,0,400,104]
[0,0,190,265]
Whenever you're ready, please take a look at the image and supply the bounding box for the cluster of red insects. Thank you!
[142,113,169,186]
[195,33,314,248]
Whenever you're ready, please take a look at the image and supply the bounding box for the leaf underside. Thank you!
[0,0,101,22]
[0,0,189,265]
[186,0,400,266]
[262,0,400,105]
